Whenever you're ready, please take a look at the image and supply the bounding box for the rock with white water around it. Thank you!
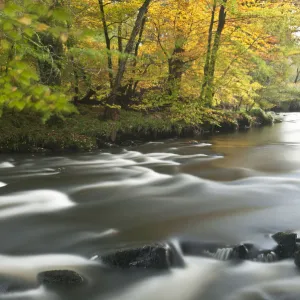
[100,243,172,269]
[37,270,85,288]
[294,250,300,268]
[272,232,297,259]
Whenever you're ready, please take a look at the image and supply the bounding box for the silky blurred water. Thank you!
[1,113,300,300]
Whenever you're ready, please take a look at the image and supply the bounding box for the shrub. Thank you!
[250,107,274,125]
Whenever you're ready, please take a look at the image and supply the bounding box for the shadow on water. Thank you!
[0,113,300,299]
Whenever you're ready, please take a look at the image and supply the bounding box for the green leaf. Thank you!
[52,8,71,22]
[2,21,13,31]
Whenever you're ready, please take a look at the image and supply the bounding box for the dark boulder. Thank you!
[100,243,172,269]
[231,244,251,260]
[37,270,85,288]
[272,232,297,259]
[294,250,300,268]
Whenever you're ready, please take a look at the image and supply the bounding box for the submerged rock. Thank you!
[181,241,255,261]
[254,251,278,263]
[181,240,281,263]
[37,270,84,288]
[100,243,172,269]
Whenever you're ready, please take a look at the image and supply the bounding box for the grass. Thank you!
[0,106,271,153]
[0,108,185,152]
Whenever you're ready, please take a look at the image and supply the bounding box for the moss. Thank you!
[0,108,182,152]
[0,107,261,153]
[250,107,274,125]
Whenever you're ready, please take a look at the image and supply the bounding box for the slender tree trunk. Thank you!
[200,0,217,102]
[5,45,14,74]
[295,67,300,83]
[205,0,227,103]
[117,23,123,69]
[201,0,227,106]
[70,55,80,104]
[98,0,113,89]
[237,97,243,109]
[105,0,152,120]
[126,16,147,101]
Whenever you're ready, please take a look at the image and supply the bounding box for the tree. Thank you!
[0,0,75,119]
[105,0,152,119]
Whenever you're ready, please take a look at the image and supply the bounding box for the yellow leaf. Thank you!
[18,16,32,25]
[35,23,49,32]
[60,33,68,43]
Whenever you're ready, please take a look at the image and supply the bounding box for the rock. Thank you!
[272,232,297,259]
[101,243,172,269]
[37,270,84,288]
[294,250,300,268]
[231,244,250,260]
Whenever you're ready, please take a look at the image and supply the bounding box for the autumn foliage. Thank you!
[0,0,300,121]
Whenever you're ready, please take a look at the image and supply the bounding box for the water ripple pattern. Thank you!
[0,113,299,299]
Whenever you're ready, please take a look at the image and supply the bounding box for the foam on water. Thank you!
[185,143,212,148]
[107,257,221,300]
[78,229,119,240]
[0,162,14,169]
[0,190,75,219]
[0,286,57,300]
[0,254,98,283]
[0,114,299,300]
[227,277,300,300]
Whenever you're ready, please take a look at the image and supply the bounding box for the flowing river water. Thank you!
[1,113,300,300]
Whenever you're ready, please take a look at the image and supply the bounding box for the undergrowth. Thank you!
[0,106,268,152]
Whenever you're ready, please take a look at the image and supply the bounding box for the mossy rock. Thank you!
[100,243,172,269]
[37,270,85,288]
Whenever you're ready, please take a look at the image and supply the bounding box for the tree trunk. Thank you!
[201,0,227,106]
[70,55,80,104]
[294,67,300,84]
[167,46,185,95]
[98,0,113,89]
[118,23,123,69]
[126,16,147,102]
[205,0,227,103]
[200,0,217,102]
[105,0,152,120]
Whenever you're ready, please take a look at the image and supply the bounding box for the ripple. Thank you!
[0,190,75,219]
[0,162,14,169]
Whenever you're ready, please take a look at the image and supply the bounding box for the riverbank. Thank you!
[0,107,282,153]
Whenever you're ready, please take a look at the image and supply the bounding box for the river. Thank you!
[0,113,300,300]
